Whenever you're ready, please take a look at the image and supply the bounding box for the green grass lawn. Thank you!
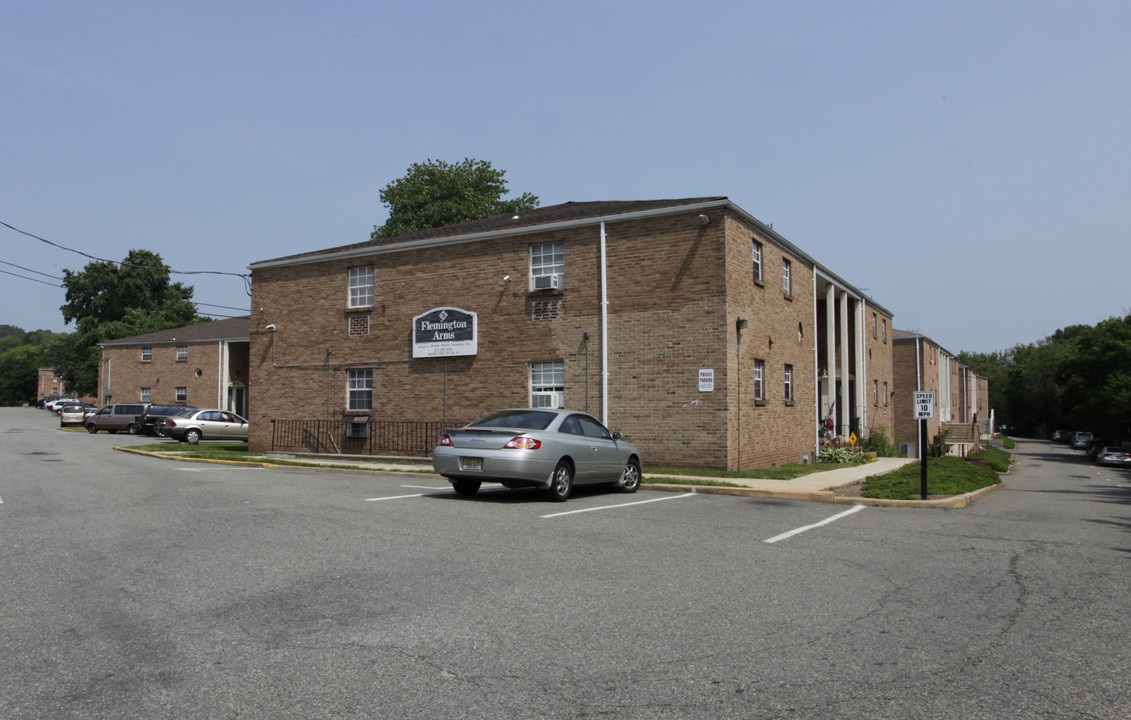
[861,455,1002,500]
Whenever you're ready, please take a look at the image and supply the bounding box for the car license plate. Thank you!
[460,457,483,471]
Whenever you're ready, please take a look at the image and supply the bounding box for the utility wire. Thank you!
[0,259,63,281]
[0,219,252,281]
[0,267,63,287]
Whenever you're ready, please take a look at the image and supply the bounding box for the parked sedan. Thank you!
[1096,446,1131,468]
[162,409,249,444]
[1072,432,1093,449]
[432,408,642,501]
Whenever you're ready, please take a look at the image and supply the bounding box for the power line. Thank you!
[0,219,252,282]
[0,267,62,287]
[0,259,63,281]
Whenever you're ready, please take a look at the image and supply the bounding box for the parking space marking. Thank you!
[541,492,697,518]
[365,493,430,502]
[400,485,449,491]
[764,504,866,544]
[177,468,204,472]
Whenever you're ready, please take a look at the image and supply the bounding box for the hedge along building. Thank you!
[246,198,894,470]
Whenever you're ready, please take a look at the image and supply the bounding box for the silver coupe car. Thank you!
[432,408,642,501]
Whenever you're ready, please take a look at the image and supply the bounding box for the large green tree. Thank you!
[371,158,539,239]
[49,250,202,397]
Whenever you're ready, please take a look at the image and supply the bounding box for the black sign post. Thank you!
[913,391,935,501]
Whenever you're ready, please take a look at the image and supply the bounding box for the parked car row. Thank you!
[42,398,248,443]
[1056,429,1130,469]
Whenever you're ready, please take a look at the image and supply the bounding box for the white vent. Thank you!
[530,274,561,291]
[531,392,563,409]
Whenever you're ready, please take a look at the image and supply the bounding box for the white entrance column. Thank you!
[855,298,866,438]
[839,290,850,437]
[824,287,836,425]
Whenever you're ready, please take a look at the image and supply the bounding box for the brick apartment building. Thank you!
[247,198,895,470]
[36,367,95,404]
[892,329,989,453]
[96,317,251,415]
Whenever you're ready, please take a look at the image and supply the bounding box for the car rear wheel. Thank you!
[86,424,97,434]
[547,461,573,502]
[452,479,481,496]
[185,428,202,444]
[617,459,641,493]
[128,423,141,435]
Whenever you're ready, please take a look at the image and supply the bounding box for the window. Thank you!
[872,313,878,339]
[752,240,763,283]
[753,359,765,403]
[140,387,151,402]
[784,364,793,403]
[141,347,152,362]
[874,379,879,406]
[530,361,564,408]
[348,369,373,411]
[882,319,888,343]
[175,387,187,402]
[530,242,564,278]
[348,266,374,308]
[176,346,188,361]
[884,381,889,406]
[781,259,791,297]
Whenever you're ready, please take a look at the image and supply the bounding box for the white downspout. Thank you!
[600,221,609,426]
[812,274,820,458]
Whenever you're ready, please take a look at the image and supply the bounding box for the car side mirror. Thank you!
[613,431,623,440]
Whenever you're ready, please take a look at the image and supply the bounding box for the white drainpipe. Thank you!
[600,221,609,426]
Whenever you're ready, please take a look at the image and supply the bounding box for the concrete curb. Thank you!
[641,478,1006,508]
[118,447,1005,508]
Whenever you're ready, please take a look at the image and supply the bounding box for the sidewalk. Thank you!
[260,452,997,509]
[122,447,997,509]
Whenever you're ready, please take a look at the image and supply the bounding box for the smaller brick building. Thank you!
[96,317,250,415]
[892,329,989,454]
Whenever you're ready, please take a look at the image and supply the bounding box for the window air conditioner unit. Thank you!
[346,416,370,438]
[530,274,561,291]
[531,392,563,409]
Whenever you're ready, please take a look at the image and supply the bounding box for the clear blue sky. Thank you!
[4,1,1128,354]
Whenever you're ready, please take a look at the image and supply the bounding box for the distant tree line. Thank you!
[961,314,1131,442]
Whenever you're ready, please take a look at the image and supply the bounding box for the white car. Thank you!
[58,404,88,427]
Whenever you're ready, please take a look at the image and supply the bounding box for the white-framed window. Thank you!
[176,346,188,361]
[784,364,793,403]
[782,259,792,297]
[872,313,878,339]
[141,347,152,362]
[530,361,564,408]
[175,387,187,402]
[348,266,374,308]
[140,387,151,402]
[753,359,765,402]
[752,240,763,283]
[884,381,890,406]
[530,242,564,279]
[874,379,879,406]
[348,369,373,411]
[882,319,888,343]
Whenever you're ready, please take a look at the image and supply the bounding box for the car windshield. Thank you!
[1104,447,1129,453]
[468,410,556,431]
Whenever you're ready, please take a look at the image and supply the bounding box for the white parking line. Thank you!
[541,492,698,518]
[400,485,449,490]
[764,504,866,544]
[365,493,429,501]
[177,468,204,472]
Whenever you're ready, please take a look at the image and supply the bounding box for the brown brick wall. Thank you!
[250,209,865,470]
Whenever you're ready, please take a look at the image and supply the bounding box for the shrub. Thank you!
[819,446,867,465]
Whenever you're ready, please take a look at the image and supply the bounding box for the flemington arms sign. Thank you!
[412,307,478,358]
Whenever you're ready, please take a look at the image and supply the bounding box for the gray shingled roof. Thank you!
[254,198,727,266]
[99,316,250,347]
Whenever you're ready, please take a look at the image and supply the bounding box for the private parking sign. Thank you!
[913,391,935,420]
